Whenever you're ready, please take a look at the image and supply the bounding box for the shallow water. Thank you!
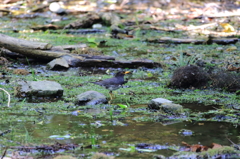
[6,110,238,157]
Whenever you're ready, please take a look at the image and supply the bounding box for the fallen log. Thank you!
[0,33,52,50]
[146,37,238,45]
[0,33,161,68]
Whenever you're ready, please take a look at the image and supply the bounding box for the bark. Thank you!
[0,33,161,68]
[146,37,238,45]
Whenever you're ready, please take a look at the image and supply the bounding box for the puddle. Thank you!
[130,103,220,112]
[2,114,239,157]
[182,103,221,112]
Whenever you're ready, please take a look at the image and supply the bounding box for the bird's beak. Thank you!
[124,71,131,74]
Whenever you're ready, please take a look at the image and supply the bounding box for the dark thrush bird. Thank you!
[92,71,131,100]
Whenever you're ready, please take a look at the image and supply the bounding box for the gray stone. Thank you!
[15,80,63,97]
[161,103,183,115]
[49,2,65,14]
[76,91,107,106]
[47,57,69,70]
[148,98,172,110]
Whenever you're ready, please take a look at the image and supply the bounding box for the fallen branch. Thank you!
[0,88,10,107]
[0,33,161,68]
[146,37,238,45]
[151,23,217,31]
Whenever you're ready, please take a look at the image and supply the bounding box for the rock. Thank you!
[148,98,183,115]
[92,23,102,29]
[101,12,121,26]
[161,103,183,115]
[49,2,65,14]
[179,129,194,136]
[148,98,172,110]
[76,91,107,106]
[15,80,63,98]
[47,57,69,70]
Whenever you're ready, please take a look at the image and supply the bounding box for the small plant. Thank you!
[87,37,99,48]
[130,145,136,153]
[24,127,33,144]
[176,47,201,67]
[26,58,38,81]
[117,103,129,109]
[90,134,96,147]
[176,52,198,67]
[89,127,97,148]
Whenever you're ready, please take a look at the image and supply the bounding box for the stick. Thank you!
[0,88,10,107]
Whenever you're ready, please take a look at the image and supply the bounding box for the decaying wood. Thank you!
[75,59,161,68]
[0,8,11,13]
[150,23,217,32]
[191,30,240,38]
[146,37,238,45]
[0,33,52,50]
[0,33,113,60]
[0,33,161,68]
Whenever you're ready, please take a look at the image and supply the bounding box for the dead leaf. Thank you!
[226,46,237,52]
[220,23,235,32]
[182,142,209,152]
[12,69,29,75]
[210,143,223,149]
[227,64,240,72]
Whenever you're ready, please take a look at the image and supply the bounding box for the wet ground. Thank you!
[1,113,240,158]
[0,0,240,158]
[0,101,239,158]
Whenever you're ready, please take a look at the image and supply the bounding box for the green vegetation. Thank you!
[0,10,239,159]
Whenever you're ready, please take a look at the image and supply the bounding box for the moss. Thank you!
[200,146,239,158]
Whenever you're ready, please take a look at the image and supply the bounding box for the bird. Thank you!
[92,71,131,101]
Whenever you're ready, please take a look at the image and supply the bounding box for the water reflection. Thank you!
[24,114,239,147]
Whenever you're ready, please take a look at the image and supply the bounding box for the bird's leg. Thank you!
[108,91,113,104]
[111,91,115,99]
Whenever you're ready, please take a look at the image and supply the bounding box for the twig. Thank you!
[0,88,11,107]
[226,136,240,150]
[1,147,8,159]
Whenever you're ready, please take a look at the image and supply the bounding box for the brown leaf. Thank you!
[210,143,223,149]
[190,144,202,152]
[200,146,209,151]
[182,142,209,152]
[227,64,240,72]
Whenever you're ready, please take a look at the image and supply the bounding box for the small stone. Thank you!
[161,103,183,115]
[15,80,63,98]
[47,57,69,70]
[49,2,65,14]
[148,98,172,110]
[76,91,107,106]
[92,23,102,29]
